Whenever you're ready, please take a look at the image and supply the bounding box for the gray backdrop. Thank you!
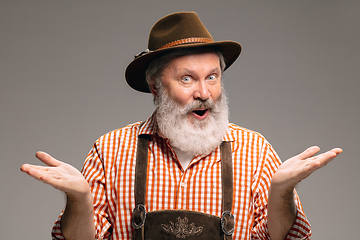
[1,0,359,239]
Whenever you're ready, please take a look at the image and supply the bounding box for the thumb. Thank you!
[35,151,62,167]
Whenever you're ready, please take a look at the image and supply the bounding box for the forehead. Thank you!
[166,52,221,71]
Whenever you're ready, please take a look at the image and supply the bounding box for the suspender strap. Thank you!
[220,141,234,239]
[132,134,150,240]
[221,141,233,212]
[134,134,150,206]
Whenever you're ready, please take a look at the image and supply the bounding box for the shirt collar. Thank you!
[222,125,235,142]
[138,111,158,136]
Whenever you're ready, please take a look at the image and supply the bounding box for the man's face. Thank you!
[157,52,222,123]
[152,52,228,156]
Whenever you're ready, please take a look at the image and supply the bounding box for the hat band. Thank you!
[157,37,214,50]
[134,37,214,59]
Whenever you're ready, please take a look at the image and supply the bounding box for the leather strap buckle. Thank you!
[132,204,147,229]
[221,210,235,236]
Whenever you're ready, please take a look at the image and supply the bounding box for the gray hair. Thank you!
[145,47,226,91]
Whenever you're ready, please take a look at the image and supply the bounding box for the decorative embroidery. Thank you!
[161,217,203,238]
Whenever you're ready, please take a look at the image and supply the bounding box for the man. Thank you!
[21,12,342,240]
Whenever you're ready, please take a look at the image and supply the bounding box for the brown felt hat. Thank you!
[125,12,242,93]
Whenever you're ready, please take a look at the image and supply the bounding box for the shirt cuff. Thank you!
[285,197,312,239]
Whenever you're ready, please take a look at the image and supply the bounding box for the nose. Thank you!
[193,80,210,100]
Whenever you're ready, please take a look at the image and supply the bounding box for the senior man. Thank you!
[21,12,342,240]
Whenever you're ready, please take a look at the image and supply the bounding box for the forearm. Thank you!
[267,185,297,240]
[61,191,95,240]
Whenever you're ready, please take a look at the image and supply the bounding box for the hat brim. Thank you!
[125,41,242,93]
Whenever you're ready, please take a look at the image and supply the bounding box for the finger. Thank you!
[297,146,321,160]
[307,148,341,162]
[20,163,45,173]
[330,148,343,155]
[20,163,31,173]
[20,164,50,180]
[21,164,63,186]
[20,163,46,176]
[35,151,62,167]
[312,148,342,167]
[312,148,343,161]
[297,148,343,179]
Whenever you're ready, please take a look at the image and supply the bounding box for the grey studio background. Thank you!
[1,0,359,239]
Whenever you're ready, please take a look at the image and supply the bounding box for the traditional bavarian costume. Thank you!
[131,134,235,240]
[126,13,241,239]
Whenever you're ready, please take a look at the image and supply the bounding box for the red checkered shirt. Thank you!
[52,113,311,239]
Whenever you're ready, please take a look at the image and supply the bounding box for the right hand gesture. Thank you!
[21,151,90,200]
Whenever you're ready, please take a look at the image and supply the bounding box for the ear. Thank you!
[149,77,158,96]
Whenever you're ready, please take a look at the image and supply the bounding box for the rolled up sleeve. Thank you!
[251,143,311,239]
[51,143,113,240]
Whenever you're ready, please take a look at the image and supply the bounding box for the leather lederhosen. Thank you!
[131,134,235,240]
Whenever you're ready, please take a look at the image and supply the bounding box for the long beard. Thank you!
[155,86,229,156]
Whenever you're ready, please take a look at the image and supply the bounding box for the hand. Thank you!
[271,146,343,192]
[21,151,90,200]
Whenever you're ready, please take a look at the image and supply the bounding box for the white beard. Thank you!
[155,85,229,156]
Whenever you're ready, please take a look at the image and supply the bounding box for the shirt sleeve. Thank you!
[250,142,312,239]
[51,143,112,240]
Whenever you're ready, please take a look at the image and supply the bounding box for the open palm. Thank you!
[21,151,90,198]
[272,146,342,190]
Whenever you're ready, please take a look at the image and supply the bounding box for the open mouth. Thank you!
[193,109,208,117]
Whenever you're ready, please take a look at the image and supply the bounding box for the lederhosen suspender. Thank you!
[132,134,235,239]
[132,134,151,238]
[220,140,235,239]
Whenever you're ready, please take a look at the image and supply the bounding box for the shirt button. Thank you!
[180,182,186,188]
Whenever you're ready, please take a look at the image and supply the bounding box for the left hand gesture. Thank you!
[271,146,343,192]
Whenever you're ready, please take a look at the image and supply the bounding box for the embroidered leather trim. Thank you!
[158,37,214,50]
[161,217,203,238]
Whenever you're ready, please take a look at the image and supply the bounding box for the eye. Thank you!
[181,76,192,83]
[208,74,217,81]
